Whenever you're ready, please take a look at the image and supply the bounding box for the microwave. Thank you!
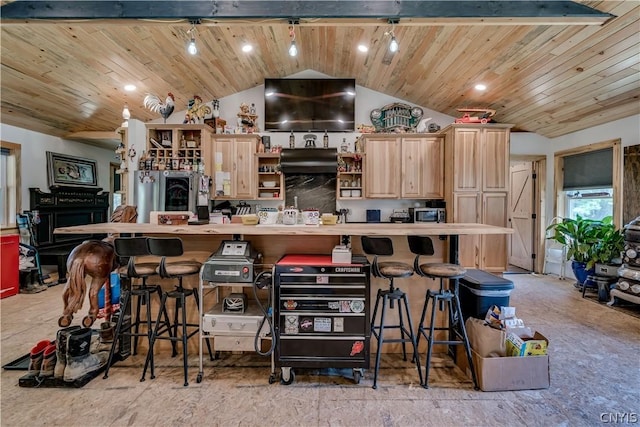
[413,208,446,223]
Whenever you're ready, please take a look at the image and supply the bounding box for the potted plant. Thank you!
[546,215,603,285]
[591,216,625,273]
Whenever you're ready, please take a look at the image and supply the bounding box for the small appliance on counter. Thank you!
[389,209,412,223]
[366,209,381,223]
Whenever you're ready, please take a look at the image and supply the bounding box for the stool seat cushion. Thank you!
[420,263,466,278]
[117,262,158,277]
[378,261,414,278]
[160,261,202,277]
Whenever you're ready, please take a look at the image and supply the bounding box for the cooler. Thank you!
[459,269,514,320]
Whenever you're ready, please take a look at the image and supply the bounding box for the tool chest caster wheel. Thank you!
[280,367,295,385]
[196,373,203,383]
[353,369,363,384]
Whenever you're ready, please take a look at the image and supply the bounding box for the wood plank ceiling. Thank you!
[0,1,638,145]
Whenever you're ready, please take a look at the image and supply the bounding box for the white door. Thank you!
[509,162,534,270]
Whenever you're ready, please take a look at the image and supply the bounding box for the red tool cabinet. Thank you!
[1,234,20,299]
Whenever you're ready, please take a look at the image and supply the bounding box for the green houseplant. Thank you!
[547,215,617,285]
[591,216,625,268]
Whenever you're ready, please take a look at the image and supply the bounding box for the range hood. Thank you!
[280,148,337,174]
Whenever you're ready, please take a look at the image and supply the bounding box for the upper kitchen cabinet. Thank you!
[444,125,511,193]
[211,135,259,200]
[401,136,444,199]
[362,134,443,199]
[338,153,364,200]
[256,153,283,200]
[363,135,401,198]
[145,124,214,172]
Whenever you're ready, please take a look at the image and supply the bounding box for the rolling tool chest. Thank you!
[273,254,370,385]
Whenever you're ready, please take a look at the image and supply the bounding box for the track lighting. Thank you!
[385,18,399,53]
[187,21,198,55]
[288,19,299,57]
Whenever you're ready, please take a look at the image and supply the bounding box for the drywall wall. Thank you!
[0,124,116,210]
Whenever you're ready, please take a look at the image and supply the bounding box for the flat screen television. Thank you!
[264,78,356,132]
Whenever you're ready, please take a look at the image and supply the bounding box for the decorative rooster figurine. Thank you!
[143,92,175,123]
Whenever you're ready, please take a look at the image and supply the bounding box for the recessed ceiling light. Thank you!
[124,84,136,91]
[357,44,368,53]
[475,83,487,91]
[242,43,253,53]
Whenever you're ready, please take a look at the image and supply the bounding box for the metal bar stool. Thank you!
[361,236,423,389]
[103,237,173,379]
[407,235,478,390]
[141,237,212,386]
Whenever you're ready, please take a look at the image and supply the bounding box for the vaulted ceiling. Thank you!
[1,1,638,146]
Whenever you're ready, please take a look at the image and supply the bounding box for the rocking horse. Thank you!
[58,239,118,328]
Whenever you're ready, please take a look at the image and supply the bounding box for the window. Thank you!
[554,139,622,227]
[0,142,20,228]
[565,188,613,221]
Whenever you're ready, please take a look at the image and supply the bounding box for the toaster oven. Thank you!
[413,207,446,223]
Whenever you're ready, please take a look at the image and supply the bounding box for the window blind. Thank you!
[563,148,612,190]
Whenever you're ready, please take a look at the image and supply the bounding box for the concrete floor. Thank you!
[1,273,639,427]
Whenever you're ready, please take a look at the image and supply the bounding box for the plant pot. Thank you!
[571,261,595,286]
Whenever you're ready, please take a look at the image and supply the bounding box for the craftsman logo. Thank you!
[350,341,364,356]
[335,267,360,273]
[289,267,304,273]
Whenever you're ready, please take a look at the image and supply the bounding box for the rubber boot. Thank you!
[53,325,81,379]
[28,340,51,376]
[39,343,57,377]
[64,328,108,382]
[96,321,115,354]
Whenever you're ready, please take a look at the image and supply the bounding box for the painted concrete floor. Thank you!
[1,273,639,427]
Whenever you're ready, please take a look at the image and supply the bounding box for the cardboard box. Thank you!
[506,331,548,357]
[471,349,550,391]
[456,332,550,392]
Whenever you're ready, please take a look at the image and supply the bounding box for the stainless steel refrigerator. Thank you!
[134,170,209,223]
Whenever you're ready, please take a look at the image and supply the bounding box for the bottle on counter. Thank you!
[289,131,295,149]
[323,130,329,148]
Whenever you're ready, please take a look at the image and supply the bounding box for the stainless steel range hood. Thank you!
[280,148,337,174]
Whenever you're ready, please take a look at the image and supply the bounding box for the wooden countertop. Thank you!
[54,222,513,236]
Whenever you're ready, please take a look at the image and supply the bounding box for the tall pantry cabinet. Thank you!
[443,124,512,272]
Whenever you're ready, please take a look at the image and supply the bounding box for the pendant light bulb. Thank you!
[187,37,197,55]
[389,35,399,53]
[289,40,298,57]
[122,105,131,120]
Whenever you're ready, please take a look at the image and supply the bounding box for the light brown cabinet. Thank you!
[145,124,214,172]
[444,124,512,272]
[338,153,364,200]
[362,134,443,199]
[211,135,258,200]
[256,153,283,200]
[401,136,444,199]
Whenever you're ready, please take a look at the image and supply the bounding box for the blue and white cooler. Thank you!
[459,269,515,320]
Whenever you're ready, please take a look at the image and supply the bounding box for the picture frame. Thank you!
[46,151,98,188]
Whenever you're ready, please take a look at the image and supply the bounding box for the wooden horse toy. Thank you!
[58,239,118,328]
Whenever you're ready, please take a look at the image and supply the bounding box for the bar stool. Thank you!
[361,236,423,389]
[103,237,174,379]
[407,235,478,390]
[141,237,212,386]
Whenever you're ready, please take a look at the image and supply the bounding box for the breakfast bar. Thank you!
[54,222,512,357]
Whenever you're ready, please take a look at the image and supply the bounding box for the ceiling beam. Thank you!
[1,1,613,25]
